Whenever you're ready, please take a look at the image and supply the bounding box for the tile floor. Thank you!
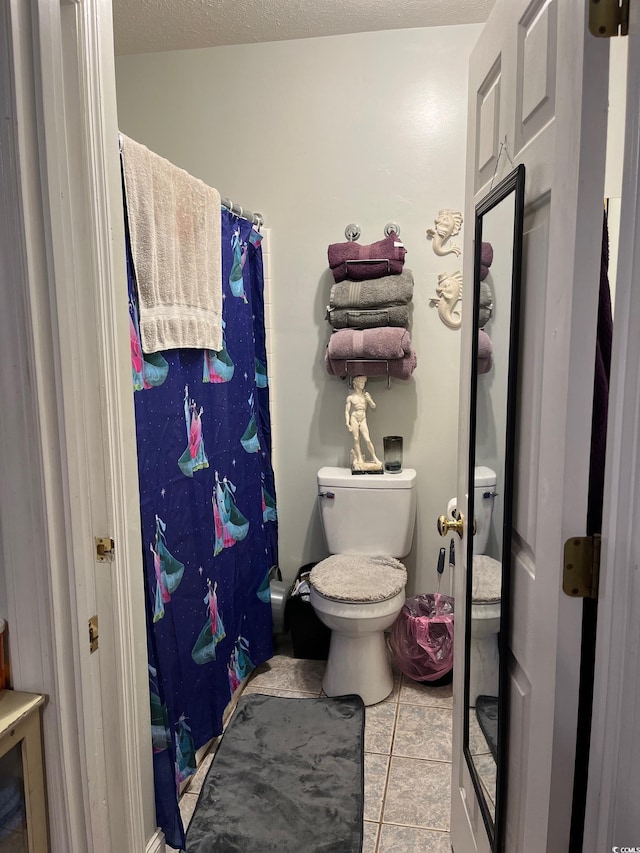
[177,641,454,852]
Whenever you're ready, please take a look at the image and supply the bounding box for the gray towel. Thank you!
[329,269,414,310]
[327,305,410,329]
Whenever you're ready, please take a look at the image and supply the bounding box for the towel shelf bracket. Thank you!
[326,307,392,329]
[345,359,391,389]
[344,258,391,273]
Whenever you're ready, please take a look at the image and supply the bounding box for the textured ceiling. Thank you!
[113,0,494,56]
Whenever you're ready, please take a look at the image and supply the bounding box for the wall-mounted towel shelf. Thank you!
[345,360,392,388]
[344,258,391,274]
[326,307,393,328]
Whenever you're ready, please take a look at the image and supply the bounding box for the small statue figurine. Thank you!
[345,376,383,473]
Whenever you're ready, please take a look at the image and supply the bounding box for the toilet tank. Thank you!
[317,467,417,558]
[474,466,497,555]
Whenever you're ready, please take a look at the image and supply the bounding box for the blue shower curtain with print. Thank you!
[126,208,277,849]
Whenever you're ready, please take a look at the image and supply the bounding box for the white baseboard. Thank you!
[146,828,167,853]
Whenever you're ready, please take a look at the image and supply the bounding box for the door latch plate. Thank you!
[95,537,114,562]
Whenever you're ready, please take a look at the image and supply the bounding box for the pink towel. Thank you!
[478,329,493,374]
[328,234,406,282]
[326,327,411,361]
[325,349,417,380]
[480,242,494,281]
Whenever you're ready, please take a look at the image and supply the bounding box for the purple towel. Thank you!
[480,242,494,281]
[326,327,411,361]
[478,329,493,374]
[328,234,406,282]
[325,348,417,380]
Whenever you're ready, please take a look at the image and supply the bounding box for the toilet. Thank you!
[469,466,502,705]
[309,466,417,705]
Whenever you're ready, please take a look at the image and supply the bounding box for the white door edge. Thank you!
[585,10,640,849]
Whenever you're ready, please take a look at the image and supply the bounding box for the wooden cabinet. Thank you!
[0,692,47,853]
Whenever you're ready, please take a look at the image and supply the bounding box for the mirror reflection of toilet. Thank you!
[469,466,501,706]
[309,466,417,706]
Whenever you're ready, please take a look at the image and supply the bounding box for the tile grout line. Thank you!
[374,673,403,850]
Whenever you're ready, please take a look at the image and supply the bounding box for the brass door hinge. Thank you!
[563,535,601,599]
[95,537,114,562]
[88,615,99,653]
[589,0,629,37]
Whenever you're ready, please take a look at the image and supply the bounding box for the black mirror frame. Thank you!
[463,163,525,851]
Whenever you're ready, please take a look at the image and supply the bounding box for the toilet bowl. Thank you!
[311,467,417,706]
[469,555,502,704]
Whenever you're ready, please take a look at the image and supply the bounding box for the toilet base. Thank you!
[323,630,393,706]
[469,633,499,706]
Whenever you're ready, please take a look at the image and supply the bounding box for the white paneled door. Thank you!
[452,2,610,851]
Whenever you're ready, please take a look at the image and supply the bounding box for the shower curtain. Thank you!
[126,208,277,849]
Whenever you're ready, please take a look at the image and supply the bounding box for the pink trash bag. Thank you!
[389,594,454,683]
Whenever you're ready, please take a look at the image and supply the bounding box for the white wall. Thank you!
[115,24,482,594]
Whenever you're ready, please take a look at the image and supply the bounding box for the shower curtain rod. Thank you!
[221,197,264,229]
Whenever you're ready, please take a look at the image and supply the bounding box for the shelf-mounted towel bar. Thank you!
[345,360,391,389]
[344,258,391,274]
[325,307,392,329]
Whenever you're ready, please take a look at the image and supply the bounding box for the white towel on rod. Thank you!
[121,134,222,353]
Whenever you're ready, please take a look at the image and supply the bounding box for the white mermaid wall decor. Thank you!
[345,376,383,473]
[426,209,463,257]
[429,271,463,330]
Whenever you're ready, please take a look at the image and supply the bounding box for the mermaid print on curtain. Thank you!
[126,209,277,850]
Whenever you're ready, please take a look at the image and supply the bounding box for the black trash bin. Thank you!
[285,563,331,660]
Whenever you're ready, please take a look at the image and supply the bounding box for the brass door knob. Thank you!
[437,513,464,539]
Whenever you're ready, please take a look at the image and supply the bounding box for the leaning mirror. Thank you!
[464,164,525,849]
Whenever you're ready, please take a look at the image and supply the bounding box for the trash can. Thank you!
[389,593,454,684]
[285,563,331,660]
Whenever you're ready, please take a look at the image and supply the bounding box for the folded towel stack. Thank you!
[326,269,414,330]
[324,233,416,380]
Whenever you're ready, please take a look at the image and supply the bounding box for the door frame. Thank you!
[584,9,640,848]
[1,0,158,850]
[3,0,639,849]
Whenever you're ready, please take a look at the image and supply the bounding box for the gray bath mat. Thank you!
[185,693,365,852]
[476,694,498,762]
